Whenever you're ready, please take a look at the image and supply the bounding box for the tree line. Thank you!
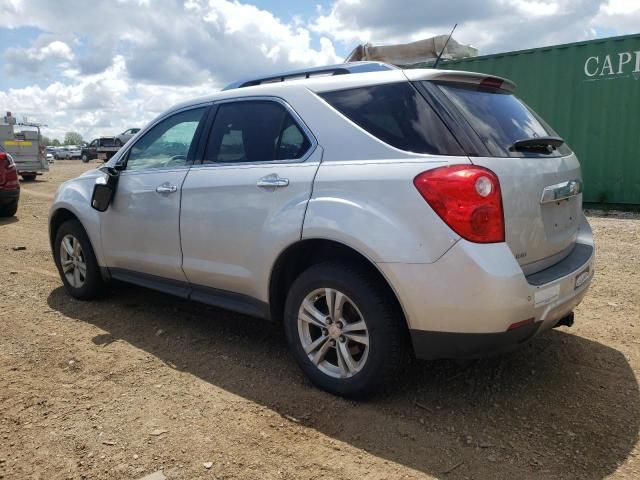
[41,131,84,146]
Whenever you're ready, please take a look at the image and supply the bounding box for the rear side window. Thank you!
[319,83,464,155]
[435,82,571,157]
[204,101,311,163]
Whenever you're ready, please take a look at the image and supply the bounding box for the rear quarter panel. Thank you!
[303,158,467,264]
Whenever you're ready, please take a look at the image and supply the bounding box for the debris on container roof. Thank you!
[344,35,478,68]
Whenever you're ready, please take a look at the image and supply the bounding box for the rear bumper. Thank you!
[378,215,594,360]
[0,188,20,205]
[410,321,543,359]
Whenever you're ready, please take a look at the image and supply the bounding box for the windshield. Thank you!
[434,82,571,158]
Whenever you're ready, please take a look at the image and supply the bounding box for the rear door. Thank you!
[429,80,582,273]
[180,98,320,304]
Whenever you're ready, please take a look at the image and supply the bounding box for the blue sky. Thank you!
[0,0,638,140]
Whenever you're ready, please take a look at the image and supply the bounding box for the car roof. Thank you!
[163,64,515,116]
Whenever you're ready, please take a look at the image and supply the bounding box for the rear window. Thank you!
[320,83,464,156]
[434,82,571,158]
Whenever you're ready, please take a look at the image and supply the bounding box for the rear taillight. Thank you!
[414,165,505,243]
[0,152,12,168]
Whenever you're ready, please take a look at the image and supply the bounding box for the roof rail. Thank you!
[222,61,398,90]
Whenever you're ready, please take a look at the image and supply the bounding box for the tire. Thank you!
[21,174,36,181]
[284,261,406,398]
[53,219,104,300]
[81,154,89,163]
[0,199,18,217]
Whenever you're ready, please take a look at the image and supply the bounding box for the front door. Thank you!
[100,105,208,286]
[180,98,320,304]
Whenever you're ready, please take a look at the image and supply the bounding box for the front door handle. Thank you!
[256,174,289,188]
[156,183,178,194]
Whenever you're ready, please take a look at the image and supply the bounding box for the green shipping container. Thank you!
[440,33,640,205]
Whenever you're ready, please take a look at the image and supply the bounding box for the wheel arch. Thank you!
[49,208,80,248]
[268,237,411,336]
[49,208,100,258]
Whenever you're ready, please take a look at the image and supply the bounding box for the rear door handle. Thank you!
[156,183,178,194]
[256,174,289,188]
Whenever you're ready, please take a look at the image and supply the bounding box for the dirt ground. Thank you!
[1,160,639,480]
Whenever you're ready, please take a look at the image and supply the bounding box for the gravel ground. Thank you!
[1,161,639,480]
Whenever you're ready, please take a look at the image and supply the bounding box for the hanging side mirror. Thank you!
[91,165,121,212]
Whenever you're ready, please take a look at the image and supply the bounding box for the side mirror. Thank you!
[91,166,121,212]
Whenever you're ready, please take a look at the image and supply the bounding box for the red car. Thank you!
[0,145,20,217]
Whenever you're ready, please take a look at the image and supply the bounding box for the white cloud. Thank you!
[4,39,74,77]
[311,0,640,54]
[0,0,341,141]
[0,0,639,142]
[38,41,73,60]
[603,0,640,14]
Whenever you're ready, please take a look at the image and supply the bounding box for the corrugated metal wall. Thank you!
[441,33,640,205]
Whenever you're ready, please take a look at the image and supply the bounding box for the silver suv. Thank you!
[49,62,594,397]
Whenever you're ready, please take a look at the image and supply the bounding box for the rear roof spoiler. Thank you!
[404,69,517,93]
[222,61,398,90]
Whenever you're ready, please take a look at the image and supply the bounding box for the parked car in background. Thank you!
[54,147,66,160]
[0,145,20,217]
[81,137,119,162]
[115,128,140,146]
[49,63,595,397]
[55,146,81,160]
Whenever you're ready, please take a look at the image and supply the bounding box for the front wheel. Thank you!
[284,262,406,398]
[81,154,89,163]
[0,199,18,217]
[53,220,104,299]
[21,174,36,181]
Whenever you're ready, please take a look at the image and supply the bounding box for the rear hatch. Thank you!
[426,76,582,274]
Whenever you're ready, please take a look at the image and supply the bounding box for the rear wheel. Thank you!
[284,262,405,398]
[0,199,18,217]
[53,220,104,299]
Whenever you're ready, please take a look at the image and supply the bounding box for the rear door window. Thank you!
[204,101,311,164]
[319,83,464,156]
[434,82,571,158]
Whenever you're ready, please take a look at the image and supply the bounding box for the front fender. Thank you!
[49,171,106,267]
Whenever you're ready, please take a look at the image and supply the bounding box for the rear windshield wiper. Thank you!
[509,136,565,153]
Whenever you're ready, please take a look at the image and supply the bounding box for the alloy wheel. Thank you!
[297,288,370,379]
[60,234,87,288]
